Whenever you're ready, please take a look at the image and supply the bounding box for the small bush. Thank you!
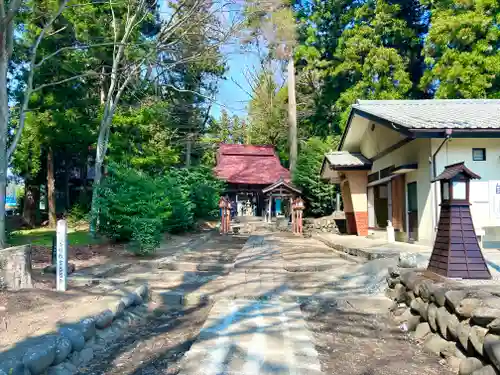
[94,163,224,255]
[66,204,89,227]
[129,217,162,255]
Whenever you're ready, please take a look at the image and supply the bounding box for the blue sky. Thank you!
[210,50,261,119]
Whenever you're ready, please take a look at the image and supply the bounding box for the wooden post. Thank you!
[219,197,229,234]
[292,197,305,235]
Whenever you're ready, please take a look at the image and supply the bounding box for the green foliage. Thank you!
[94,163,223,255]
[294,0,427,135]
[247,69,289,155]
[66,204,89,227]
[421,0,500,98]
[293,137,339,217]
[201,111,249,166]
[108,99,181,173]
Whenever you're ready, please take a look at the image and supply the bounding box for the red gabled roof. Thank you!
[215,144,290,185]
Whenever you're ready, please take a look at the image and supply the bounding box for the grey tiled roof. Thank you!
[353,99,500,129]
[325,151,372,168]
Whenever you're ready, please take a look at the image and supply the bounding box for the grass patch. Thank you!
[8,227,101,247]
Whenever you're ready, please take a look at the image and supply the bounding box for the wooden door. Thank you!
[391,175,405,231]
[407,182,418,242]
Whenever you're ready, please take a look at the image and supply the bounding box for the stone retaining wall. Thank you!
[386,269,500,375]
[0,284,149,375]
[303,216,339,237]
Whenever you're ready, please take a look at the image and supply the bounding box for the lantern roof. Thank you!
[432,162,481,182]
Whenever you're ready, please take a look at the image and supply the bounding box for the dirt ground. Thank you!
[0,232,210,350]
[80,303,212,375]
[301,299,454,375]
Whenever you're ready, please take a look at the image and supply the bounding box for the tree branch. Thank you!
[8,0,71,160]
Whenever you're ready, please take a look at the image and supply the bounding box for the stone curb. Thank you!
[0,282,149,375]
[385,270,500,374]
[312,234,396,262]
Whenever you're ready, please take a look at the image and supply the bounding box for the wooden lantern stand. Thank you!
[219,197,231,235]
[292,197,305,235]
[428,162,491,279]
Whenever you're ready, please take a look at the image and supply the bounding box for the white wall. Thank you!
[432,138,500,242]
[369,137,435,244]
[360,122,406,159]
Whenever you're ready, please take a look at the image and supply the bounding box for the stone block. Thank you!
[418,280,435,302]
[79,318,96,340]
[432,286,449,307]
[469,325,488,356]
[446,290,467,313]
[437,306,458,340]
[109,300,125,319]
[22,336,57,375]
[458,299,483,319]
[53,336,72,365]
[135,284,149,301]
[0,245,33,290]
[405,290,416,306]
[400,271,419,289]
[415,322,431,340]
[394,284,406,303]
[471,297,500,327]
[484,334,500,371]
[471,365,499,375]
[488,318,500,334]
[457,321,473,353]
[410,297,428,320]
[59,327,85,352]
[428,303,438,332]
[423,333,454,356]
[460,357,485,375]
[95,309,114,330]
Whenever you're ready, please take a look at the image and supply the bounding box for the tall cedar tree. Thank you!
[294,0,427,134]
[421,0,500,98]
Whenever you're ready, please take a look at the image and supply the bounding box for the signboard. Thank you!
[56,220,68,292]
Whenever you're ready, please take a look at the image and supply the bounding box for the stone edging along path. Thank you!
[0,283,149,375]
[386,269,500,375]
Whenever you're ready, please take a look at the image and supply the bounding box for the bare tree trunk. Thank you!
[287,58,297,172]
[186,133,192,167]
[0,41,9,248]
[47,147,56,227]
[23,183,39,227]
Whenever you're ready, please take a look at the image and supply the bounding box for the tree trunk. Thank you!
[23,183,39,228]
[287,58,298,172]
[185,133,192,167]
[47,147,56,227]
[287,57,298,173]
[0,43,9,248]
[90,112,109,236]
[64,159,70,209]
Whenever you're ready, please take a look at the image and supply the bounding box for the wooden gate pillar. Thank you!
[219,197,231,234]
[292,197,305,235]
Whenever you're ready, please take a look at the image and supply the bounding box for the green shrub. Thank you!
[66,204,89,227]
[94,163,223,255]
[293,136,339,217]
[129,217,162,255]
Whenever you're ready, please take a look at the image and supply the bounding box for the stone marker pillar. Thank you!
[56,219,68,291]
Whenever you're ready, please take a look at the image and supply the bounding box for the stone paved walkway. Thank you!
[77,231,455,375]
[175,233,390,375]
